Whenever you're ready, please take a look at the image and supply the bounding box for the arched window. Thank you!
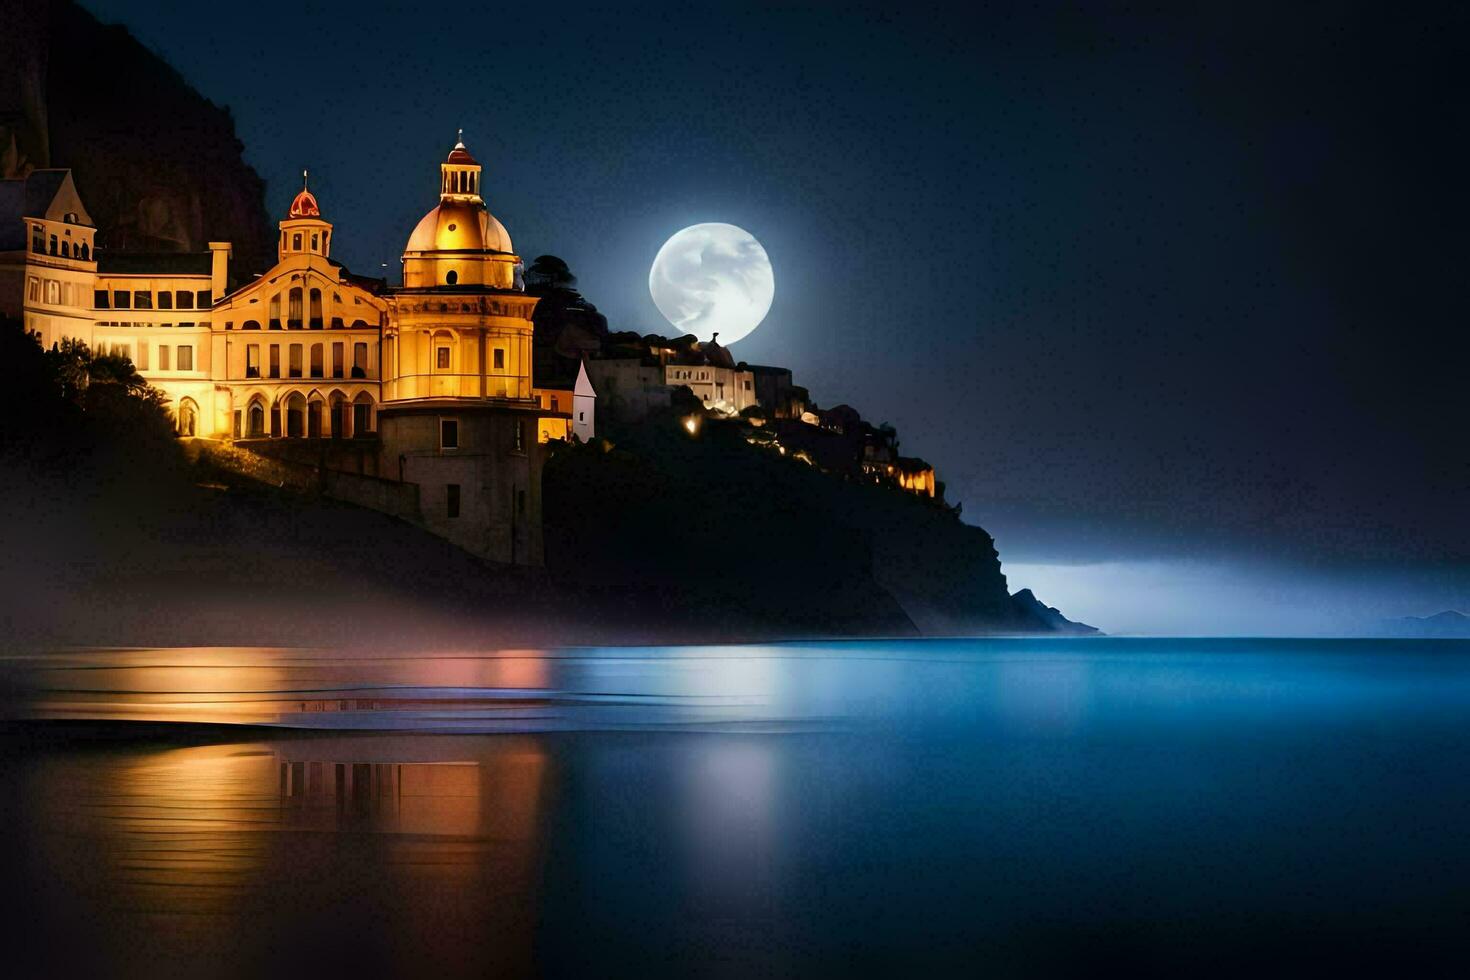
[311,233,319,251]
[309,288,323,329]
[78,243,89,260]
[247,401,266,437]
[60,240,70,257]
[329,392,347,438]
[446,270,458,286]
[287,287,303,329]
[292,233,302,251]
[177,399,198,437]
[352,392,374,436]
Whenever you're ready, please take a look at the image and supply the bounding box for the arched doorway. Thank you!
[285,392,306,437]
[247,400,266,438]
[329,392,347,438]
[352,392,374,436]
[307,395,323,438]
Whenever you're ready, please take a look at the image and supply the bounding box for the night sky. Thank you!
[79,1,1468,632]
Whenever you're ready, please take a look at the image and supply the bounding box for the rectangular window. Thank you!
[493,348,505,370]
[93,289,107,309]
[246,344,260,378]
[133,291,152,310]
[176,290,194,310]
[578,411,584,421]
[117,344,131,361]
[353,342,367,378]
[744,380,752,390]
[332,343,344,378]
[440,418,458,450]
[289,344,302,378]
[310,344,323,378]
[137,342,149,370]
[513,420,524,453]
[436,347,450,370]
[177,345,193,371]
[45,280,59,304]
[446,484,460,519]
[233,411,241,439]
[157,291,173,310]
[197,290,211,310]
[269,345,280,378]
[112,290,130,309]
[158,345,171,371]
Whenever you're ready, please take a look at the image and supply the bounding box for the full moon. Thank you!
[649,223,774,345]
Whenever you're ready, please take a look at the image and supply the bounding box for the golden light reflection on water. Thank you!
[6,647,557,728]
[16,734,549,976]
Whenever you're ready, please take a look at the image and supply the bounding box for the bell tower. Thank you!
[278,169,333,261]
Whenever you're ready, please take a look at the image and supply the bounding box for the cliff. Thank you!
[0,0,275,273]
[544,416,1055,638]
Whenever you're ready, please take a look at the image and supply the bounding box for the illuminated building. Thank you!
[1,137,591,564]
[380,137,546,564]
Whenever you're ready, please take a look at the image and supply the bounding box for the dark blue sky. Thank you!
[80,1,1468,631]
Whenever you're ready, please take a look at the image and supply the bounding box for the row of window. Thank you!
[667,369,754,391]
[231,317,370,330]
[97,341,194,371]
[27,276,79,308]
[433,347,506,370]
[239,398,372,439]
[243,342,370,380]
[282,230,329,253]
[31,228,90,260]
[96,321,209,329]
[95,289,211,311]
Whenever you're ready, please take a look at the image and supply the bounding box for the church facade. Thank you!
[1,137,592,566]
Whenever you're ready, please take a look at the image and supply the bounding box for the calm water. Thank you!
[2,638,1469,978]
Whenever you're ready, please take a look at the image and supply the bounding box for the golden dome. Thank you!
[405,200,513,254]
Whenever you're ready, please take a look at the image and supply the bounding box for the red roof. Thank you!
[288,188,321,218]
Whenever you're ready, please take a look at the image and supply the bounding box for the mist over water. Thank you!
[3,639,1470,976]
[1005,559,1470,635]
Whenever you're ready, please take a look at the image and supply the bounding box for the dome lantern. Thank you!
[441,129,483,201]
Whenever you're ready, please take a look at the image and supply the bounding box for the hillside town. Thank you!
[2,141,942,566]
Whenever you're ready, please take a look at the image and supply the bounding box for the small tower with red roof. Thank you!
[278,169,333,262]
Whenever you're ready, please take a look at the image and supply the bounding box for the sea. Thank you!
[1,637,1468,978]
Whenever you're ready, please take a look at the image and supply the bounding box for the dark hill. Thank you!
[544,416,1050,638]
[1,0,274,272]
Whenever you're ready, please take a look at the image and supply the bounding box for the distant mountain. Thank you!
[1379,611,1470,638]
[1010,589,1102,635]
